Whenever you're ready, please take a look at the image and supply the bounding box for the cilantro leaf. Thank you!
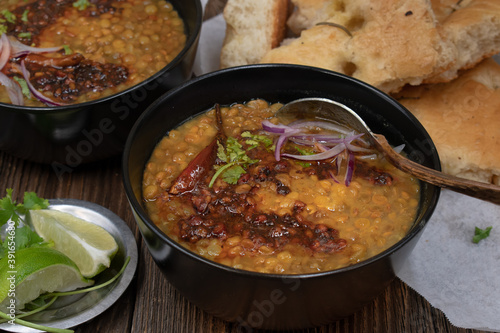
[8,225,47,251]
[17,32,31,39]
[241,131,274,150]
[222,165,246,185]
[21,9,29,22]
[13,76,32,99]
[63,44,73,55]
[22,191,50,211]
[210,136,258,187]
[473,226,492,244]
[0,189,18,227]
[1,10,16,23]
[73,0,91,10]
[0,189,50,257]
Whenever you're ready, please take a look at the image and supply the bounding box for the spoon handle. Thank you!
[373,134,500,205]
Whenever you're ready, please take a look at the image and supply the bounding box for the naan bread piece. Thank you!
[424,0,500,83]
[260,24,352,73]
[395,58,500,185]
[287,0,336,35]
[262,0,454,93]
[220,0,289,68]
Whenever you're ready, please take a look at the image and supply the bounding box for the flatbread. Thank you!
[394,58,500,185]
[221,0,500,94]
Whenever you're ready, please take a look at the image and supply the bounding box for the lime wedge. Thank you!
[30,209,118,278]
[0,247,93,312]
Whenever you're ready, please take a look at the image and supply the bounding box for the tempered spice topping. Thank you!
[27,57,128,103]
[174,144,348,254]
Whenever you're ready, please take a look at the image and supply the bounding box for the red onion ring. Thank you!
[262,119,374,186]
[345,151,355,186]
[0,72,24,105]
[8,35,63,57]
[0,34,11,71]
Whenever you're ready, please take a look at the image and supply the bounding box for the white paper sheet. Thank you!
[194,4,500,331]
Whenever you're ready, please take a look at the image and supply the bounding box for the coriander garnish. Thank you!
[1,10,16,23]
[73,0,91,10]
[13,76,32,99]
[21,9,29,22]
[17,32,31,39]
[63,44,73,55]
[472,226,492,244]
[209,136,258,187]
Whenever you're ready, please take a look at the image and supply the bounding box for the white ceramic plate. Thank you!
[0,199,138,332]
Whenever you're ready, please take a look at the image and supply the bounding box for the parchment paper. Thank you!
[193,3,500,331]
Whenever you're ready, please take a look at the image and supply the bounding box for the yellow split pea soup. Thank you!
[0,0,186,106]
[143,99,420,274]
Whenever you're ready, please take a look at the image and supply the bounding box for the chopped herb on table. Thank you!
[472,226,492,244]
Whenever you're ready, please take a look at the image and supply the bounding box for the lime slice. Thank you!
[0,247,93,312]
[30,209,119,278]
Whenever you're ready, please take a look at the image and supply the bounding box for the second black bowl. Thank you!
[0,0,202,167]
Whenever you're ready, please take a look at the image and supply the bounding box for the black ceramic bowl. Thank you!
[0,0,202,167]
[123,65,441,330]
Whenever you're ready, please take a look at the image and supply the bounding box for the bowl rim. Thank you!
[0,0,203,113]
[123,63,441,279]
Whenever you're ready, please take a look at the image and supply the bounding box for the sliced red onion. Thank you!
[337,153,343,178]
[0,72,24,105]
[274,130,302,161]
[20,60,63,106]
[262,119,378,186]
[289,134,345,145]
[8,36,63,57]
[262,120,297,134]
[344,151,355,186]
[328,170,340,184]
[0,34,11,71]
[288,120,353,135]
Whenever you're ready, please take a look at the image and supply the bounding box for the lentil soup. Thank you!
[0,0,186,106]
[143,99,420,274]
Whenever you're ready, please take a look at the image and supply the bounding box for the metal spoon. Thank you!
[276,97,500,205]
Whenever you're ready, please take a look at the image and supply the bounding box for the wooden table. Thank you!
[0,150,486,333]
[0,0,489,332]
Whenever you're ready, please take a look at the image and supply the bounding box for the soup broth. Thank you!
[0,0,186,106]
[143,99,420,274]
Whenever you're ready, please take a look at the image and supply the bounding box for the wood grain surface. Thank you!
[0,0,489,332]
[0,150,485,333]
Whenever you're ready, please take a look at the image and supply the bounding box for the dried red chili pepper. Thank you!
[169,104,226,195]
